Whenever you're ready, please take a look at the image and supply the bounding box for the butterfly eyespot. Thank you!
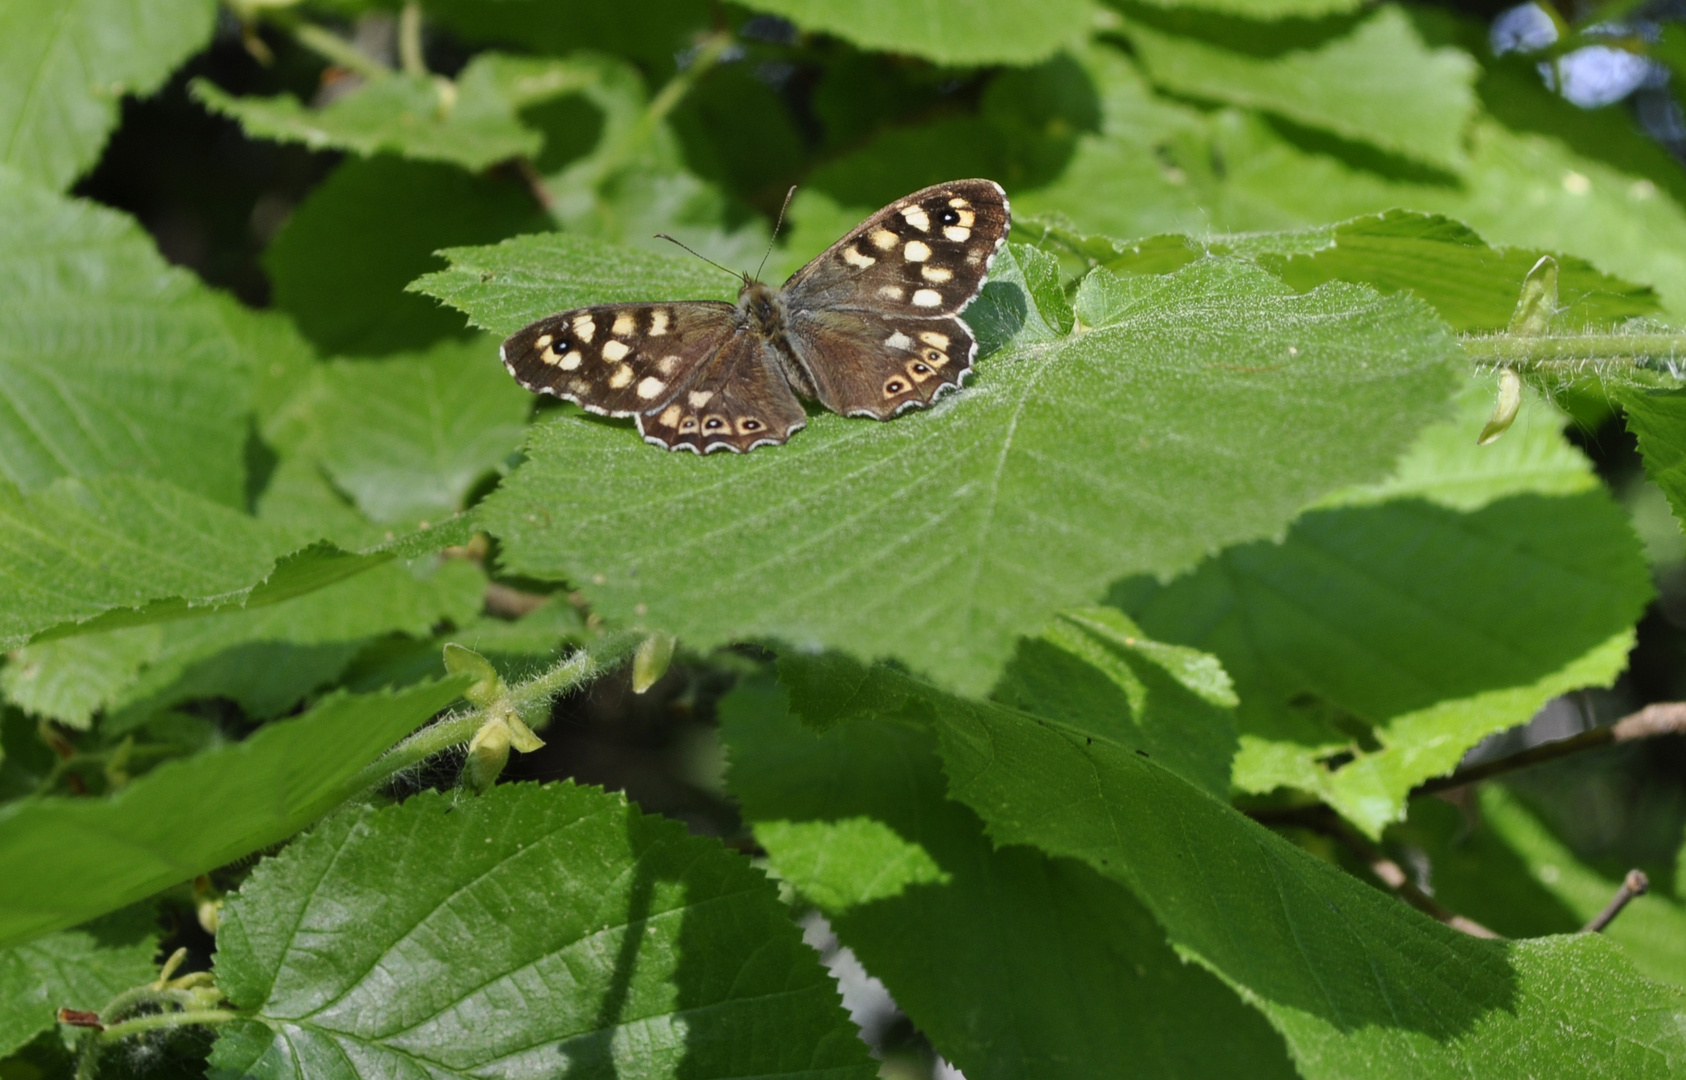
[705,417,726,430]
[913,363,931,375]
[885,379,906,395]
[927,350,941,361]
[938,208,960,226]
[742,419,762,431]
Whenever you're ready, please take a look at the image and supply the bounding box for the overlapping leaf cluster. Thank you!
[4,0,1686,1076]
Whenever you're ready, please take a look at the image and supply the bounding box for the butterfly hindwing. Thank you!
[501,301,736,416]
[786,310,975,419]
[783,179,1010,320]
[635,332,808,454]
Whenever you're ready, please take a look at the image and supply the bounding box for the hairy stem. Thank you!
[1460,332,1686,372]
[398,1,425,77]
[591,32,731,178]
[342,630,643,797]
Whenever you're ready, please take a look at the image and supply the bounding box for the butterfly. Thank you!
[499,179,1011,453]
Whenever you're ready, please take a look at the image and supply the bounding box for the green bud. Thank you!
[632,633,676,694]
[1478,367,1523,446]
[443,643,504,706]
[1508,255,1558,337]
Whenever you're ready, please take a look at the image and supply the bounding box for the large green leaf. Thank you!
[732,0,1095,66]
[0,473,472,649]
[720,678,1297,1080]
[0,905,157,1057]
[1065,210,1660,331]
[992,607,1237,797]
[193,53,594,171]
[3,559,485,731]
[265,155,549,356]
[1405,787,1686,989]
[0,679,465,948]
[777,655,1686,1077]
[1130,0,1362,15]
[430,243,1458,692]
[0,0,214,189]
[310,337,531,526]
[1118,5,1478,172]
[1115,419,1649,832]
[207,782,876,1080]
[0,172,259,504]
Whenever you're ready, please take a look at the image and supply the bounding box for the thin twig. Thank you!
[1415,702,1686,798]
[397,0,425,77]
[1252,805,1502,938]
[1582,870,1650,933]
[293,23,391,81]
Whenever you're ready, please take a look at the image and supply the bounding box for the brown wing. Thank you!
[500,301,735,416]
[781,178,1010,320]
[635,331,808,454]
[786,310,975,419]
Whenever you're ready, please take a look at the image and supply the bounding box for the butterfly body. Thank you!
[500,179,1010,453]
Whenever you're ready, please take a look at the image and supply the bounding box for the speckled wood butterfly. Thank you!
[500,179,1011,453]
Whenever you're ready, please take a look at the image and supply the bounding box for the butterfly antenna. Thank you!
[754,185,798,284]
[653,233,743,282]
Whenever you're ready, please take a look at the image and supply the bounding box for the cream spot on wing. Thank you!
[953,207,975,227]
[919,330,950,349]
[878,285,904,300]
[843,247,876,268]
[541,346,562,366]
[658,404,682,427]
[572,315,595,342]
[658,354,682,375]
[535,334,553,348]
[871,229,899,251]
[900,206,930,231]
[944,226,971,242]
[904,240,931,262]
[612,312,636,336]
[649,309,669,336]
[912,288,942,308]
[922,265,952,283]
[560,352,582,371]
[608,365,634,389]
[636,376,666,399]
[965,249,983,264]
[568,378,590,395]
[885,331,913,350]
[602,339,631,362]
[688,390,714,407]
[948,197,971,209]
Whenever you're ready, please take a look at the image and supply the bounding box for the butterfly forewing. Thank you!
[501,301,735,416]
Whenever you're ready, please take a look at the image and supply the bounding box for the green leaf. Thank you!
[4,559,485,731]
[425,0,712,75]
[1621,388,1686,534]
[265,155,549,356]
[1073,210,1660,332]
[411,227,737,335]
[731,0,1097,67]
[0,906,157,1057]
[1405,787,1686,989]
[207,782,876,1080]
[993,608,1237,797]
[0,0,215,188]
[776,655,1686,1077]
[461,249,1458,692]
[0,678,465,948]
[720,678,1299,1080]
[1127,0,1363,16]
[0,172,259,504]
[311,337,531,525]
[192,53,595,171]
[1119,5,1478,171]
[1116,399,1650,834]
[0,474,473,649]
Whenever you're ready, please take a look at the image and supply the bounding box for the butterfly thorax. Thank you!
[736,279,786,337]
